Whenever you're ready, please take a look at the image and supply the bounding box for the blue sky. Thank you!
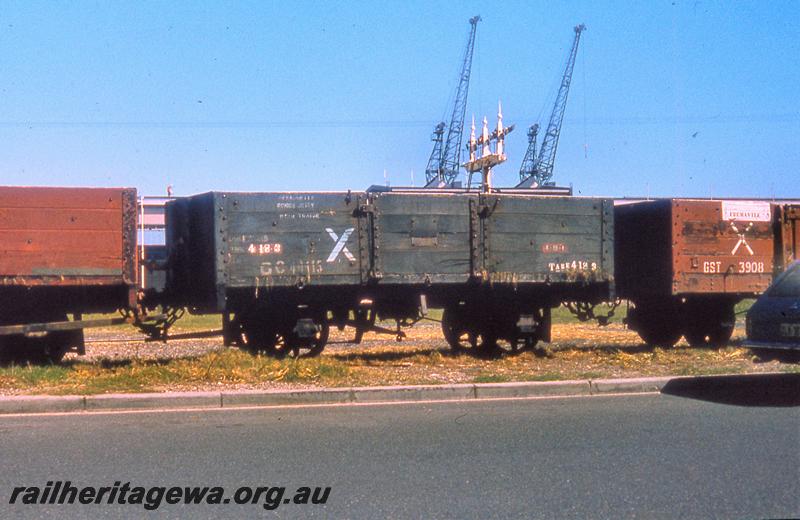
[0,0,797,198]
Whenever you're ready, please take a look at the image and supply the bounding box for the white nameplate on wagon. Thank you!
[721,201,771,222]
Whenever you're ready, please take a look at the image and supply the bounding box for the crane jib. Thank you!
[424,16,481,188]
[518,24,586,188]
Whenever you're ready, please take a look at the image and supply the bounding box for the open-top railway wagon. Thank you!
[615,199,799,348]
[0,187,139,362]
[2,185,796,364]
[163,191,614,357]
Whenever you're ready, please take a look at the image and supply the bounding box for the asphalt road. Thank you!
[1,385,798,519]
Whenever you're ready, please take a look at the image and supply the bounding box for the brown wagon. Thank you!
[0,186,138,362]
[614,198,792,348]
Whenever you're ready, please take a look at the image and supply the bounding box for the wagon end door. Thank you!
[672,199,776,295]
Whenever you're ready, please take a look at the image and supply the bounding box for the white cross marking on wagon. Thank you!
[729,222,755,255]
[325,228,356,262]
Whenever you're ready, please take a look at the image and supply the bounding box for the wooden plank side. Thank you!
[484,195,606,217]
[0,208,122,231]
[484,196,610,283]
[224,192,362,287]
[377,213,469,234]
[671,199,776,294]
[0,187,123,209]
[486,213,604,235]
[373,193,473,283]
[0,252,122,272]
[0,230,122,254]
[0,187,130,283]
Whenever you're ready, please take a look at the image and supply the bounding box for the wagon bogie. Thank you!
[237,306,330,359]
[439,294,551,355]
[441,306,496,355]
[227,291,345,358]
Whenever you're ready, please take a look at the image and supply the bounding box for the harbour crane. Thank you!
[424,16,481,188]
[518,24,585,188]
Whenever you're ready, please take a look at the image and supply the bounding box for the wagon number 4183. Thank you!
[248,243,282,255]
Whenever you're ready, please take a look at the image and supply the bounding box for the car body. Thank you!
[745,261,800,351]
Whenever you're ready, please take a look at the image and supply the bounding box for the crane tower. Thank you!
[424,16,481,188]
[518,24,585,188]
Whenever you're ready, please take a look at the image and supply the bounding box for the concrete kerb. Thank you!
[0,395,85,415]
[350,383,476,403]
[85,391,222,412]
[0,375,698,415]
[589,376,676,394]
[221,388,355,407]
[476,380,592,399]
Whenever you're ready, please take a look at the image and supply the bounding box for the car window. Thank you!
[769,263,800,297]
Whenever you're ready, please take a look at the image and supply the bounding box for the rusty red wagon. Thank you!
[615,198,796,347]
[0,186,139,362]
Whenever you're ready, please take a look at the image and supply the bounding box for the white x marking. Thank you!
[325,228,356,263]
[729,222,754,256]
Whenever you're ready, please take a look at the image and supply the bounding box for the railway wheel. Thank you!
[630,304,682,348]
[685,306,735,348]
[0,336,23,364]
[286,316,329,358]
[683,326,709,348]
[441,308,496,355]
[0,333,75,365]
[239,320,291,359]
[239,313,281,356]
[685,324,734,348]
[0,313,77,365]
[34,330,77,364]
[239,313,329,359]
[494,310,543,355]
[494,335,536,355]
[264,326,293,359]
[637,325,682,348]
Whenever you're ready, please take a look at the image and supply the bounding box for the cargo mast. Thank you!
[424,15,481,188]
[518,24,585,188]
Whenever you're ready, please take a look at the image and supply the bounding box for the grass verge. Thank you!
[0,351,351,396]
[1,340,796,396]
[0,311,796,396]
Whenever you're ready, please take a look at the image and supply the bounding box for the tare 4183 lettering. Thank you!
[548,260,598,272]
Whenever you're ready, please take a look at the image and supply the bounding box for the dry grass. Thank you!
[0,350,351,395]
[0,308,796,396]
